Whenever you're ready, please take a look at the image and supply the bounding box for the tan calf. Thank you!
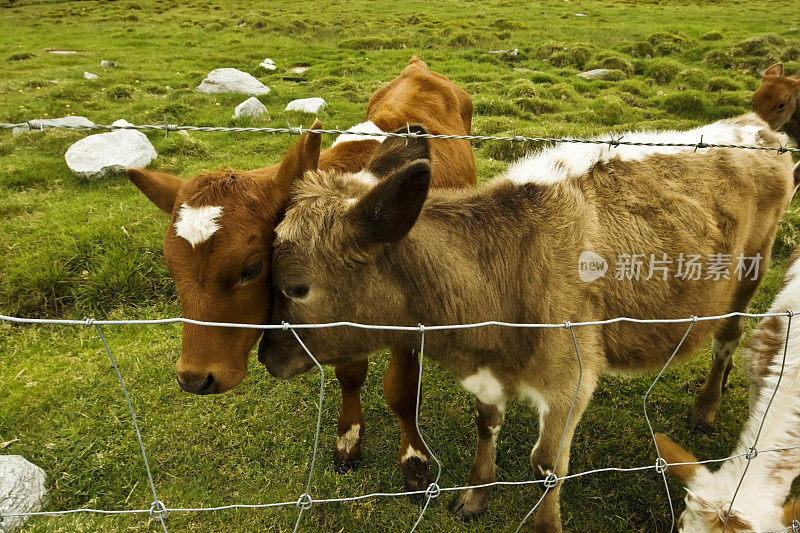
[127,56,475,489]
[753,63,800,146]
[259,114,794,531]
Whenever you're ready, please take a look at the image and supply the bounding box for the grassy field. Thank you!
[2,0,800,530]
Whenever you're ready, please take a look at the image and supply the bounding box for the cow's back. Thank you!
[367,57,476,188]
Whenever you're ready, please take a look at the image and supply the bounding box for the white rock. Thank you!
[64,119,157,179]
[232,97,267,118]
[12,116,95,136]
[259,58,276,70]
[0,455,47,532]
[83,71,98,80]
[284,97,327,114]
[196,68,270,96]
[578,68,610,80]
[488,49,518,56]
[49,50,77,55]
[100,60,116,68]
[288,66,308,74]
[575,13,587,16]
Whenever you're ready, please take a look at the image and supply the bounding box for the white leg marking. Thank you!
[400,445,428,463]
[335,423,361,454]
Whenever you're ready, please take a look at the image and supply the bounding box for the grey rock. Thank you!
[488,48,518,56]
[12,116,95,136]
[83,71,99,80]
[288,66,309,74]
[577,68,610,80]
[259,58,277,71]
[284,97,327,114]
[196,68,270,96]
[100,60,116,68]
[0,455,47,532]
[232,97,267,118]
[64,119,157,180]
[49,50,77,55]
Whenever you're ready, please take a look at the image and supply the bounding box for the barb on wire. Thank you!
[515,322,583,532]
[288,329,326,533]
[1,120,799,153]
[723,311,794,532]
[645,315,697,533]
[93,324,168,533]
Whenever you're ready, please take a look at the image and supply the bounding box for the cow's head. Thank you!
[258,126,431,379]
[655,433,790,532]
[129,121,322,394]
[753,63,800,131]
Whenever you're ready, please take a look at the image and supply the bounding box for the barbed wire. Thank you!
[1,120,799,153]
[1,310,798,532]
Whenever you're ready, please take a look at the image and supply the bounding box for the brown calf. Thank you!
[753,63,800,146]
[259,114,794,531]
[126,57,475,487]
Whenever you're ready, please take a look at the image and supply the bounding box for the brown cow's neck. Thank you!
[319,140,382,174]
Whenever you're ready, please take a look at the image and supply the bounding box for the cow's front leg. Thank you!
[528,372,597,533]
[449,399,505,521]
[333,360,368,471]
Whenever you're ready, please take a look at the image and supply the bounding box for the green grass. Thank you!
[1,0,800,531]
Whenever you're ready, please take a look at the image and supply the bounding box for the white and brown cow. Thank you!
[259,114,795,530]
[127,56,476,490]
[657,249,800,532]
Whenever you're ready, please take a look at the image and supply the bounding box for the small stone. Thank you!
[100,60,116,68]
[49,50,78,55]
[513,67,532,72]
[196,68,270,96]
[284,97,327,114]
[575,13,587,16]
[65,119,157,180]
[259,58,277,70]
[232,96,267,118]
[12,116,95,136]
[49,80,60,84]
[288,66,309,74]
[577,68,610,80]
[0,455,47,532]
[657,90,665,95]
[83,71,99,80]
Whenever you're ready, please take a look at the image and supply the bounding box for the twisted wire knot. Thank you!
[788,310,796,318]
[745,447,758,461]
[149,500,167,520]
[424,482,441,500]
[543,472,559,489]
[655,457,668,474]
[281,321,290,331]
[792,519,799,533]
[563,321,572,329]
[296,493,313,511]
[83,317,96,327]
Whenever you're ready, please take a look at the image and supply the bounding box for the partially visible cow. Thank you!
[127,56,475,492]
[657,249,800,532]
[754,63,800,146]
[259,114,795,531]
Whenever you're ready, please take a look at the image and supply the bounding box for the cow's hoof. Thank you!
[688,412,714,433]
[333,457,361,473]
[449,490,488,521]
[402,456,432,504]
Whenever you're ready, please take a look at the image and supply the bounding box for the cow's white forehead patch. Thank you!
[331,121,387,147]
[174,204,223,247]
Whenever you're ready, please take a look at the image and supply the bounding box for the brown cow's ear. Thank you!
[127,168,184,214]
[654,433,707,484]
[349,159,430,245]
[764,63,784,78]
[274,120,322,196]
[366,125,430,179]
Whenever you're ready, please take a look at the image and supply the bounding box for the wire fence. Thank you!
[1,118,799,530]
[1,120,799,154]
[2,311,800,533]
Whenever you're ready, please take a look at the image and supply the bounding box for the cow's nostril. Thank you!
[197,374,215,394]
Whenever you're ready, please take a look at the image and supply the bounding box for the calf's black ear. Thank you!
[349,159,431,245]
[366,125,430,179]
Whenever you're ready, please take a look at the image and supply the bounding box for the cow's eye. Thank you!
[776,102,786,110]
[283,282,309,300]
[240,261,263,283]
